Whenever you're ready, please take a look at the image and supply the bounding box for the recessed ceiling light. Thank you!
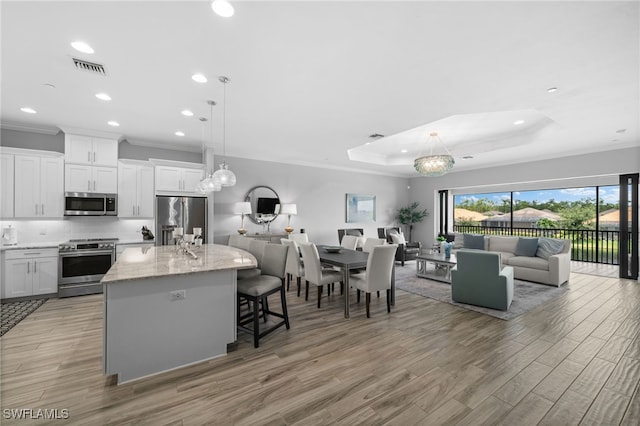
[513,120,525,125]
[211,0,234,17]
[175,131,185,137]
[192,73,207,83]
[20,107,37,114]
[365,142,371,145]
[181,109,194,117]
[107,121,120,127]
[547,87,558,93]
[401,149,408,153]
[616,129,627,134]
[71,41,94,54]
[95,93,111,101]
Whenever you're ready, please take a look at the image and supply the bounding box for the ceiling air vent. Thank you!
[72,58,107,76]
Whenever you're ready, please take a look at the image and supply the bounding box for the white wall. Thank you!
[211,156,410,245]
[409,146,640,246]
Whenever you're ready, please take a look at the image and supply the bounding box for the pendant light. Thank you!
[198,101,222,193]
[414,132,455,177]
[212,76,236,187]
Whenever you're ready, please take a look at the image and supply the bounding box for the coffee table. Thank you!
[416,252,457,283]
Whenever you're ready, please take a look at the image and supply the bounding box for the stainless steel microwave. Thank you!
[64,193,117,216]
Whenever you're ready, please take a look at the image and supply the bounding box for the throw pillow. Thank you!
[463,233,485,250]
[536,237,566,260]
[515,237,539,257]
[390,233,406,245]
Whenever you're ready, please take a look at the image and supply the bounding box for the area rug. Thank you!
[0,299,48,337]
[395,270,568,320]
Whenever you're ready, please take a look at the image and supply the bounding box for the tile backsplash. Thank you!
[0,217,154,244]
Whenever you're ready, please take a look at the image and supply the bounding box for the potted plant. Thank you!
[395,202,428,242]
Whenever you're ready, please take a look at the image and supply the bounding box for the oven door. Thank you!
[58,249,115,285]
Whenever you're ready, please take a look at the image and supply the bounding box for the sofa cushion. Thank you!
[453,232,464,249]
[536,237,566,260]
[508,255,550,271]
[488,236,518,254]
[499,252,516,265]
[463,234,485,250]
[516,237,539,257]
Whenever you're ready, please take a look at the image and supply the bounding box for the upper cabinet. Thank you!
[14,153,64,218]
[1,153,14,218]
[64,133,118,193]
[118,160,154,218]
[65,134,118,167]
[152,159,204,194]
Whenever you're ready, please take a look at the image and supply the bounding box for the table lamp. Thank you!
[234,202,252,235]
[280,203,297,234]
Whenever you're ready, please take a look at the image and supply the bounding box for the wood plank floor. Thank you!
[1,267,639,425]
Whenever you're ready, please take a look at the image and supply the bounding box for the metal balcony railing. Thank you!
[452,225,628,265]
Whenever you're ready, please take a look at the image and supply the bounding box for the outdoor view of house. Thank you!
[453,185,628,264]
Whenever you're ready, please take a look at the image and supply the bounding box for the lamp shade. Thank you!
[234,201,252,215]
[280,203,297,215]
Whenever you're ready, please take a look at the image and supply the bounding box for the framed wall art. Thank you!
[346,193,376,223]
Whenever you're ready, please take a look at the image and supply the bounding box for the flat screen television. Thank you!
[256,197,279,215]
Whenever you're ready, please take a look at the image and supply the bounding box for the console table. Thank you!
[250,233,290,243]
[416,253,457,283]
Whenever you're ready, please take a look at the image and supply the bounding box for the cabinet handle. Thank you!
[41,204,45,216]
[35,204,38,215]
[133,205,136,216]
[34,261,37,273]
[137,205,140,216]
[88,180,91,191]
[27,262,30,273]
[88,151,91,162]
[93,180,96,191]
[93,152,96,162]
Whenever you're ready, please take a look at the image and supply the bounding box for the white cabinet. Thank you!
[65,134,118,167]
[2,249,58,299]
[1,153,14,218]
[118,161,154,218]
[64,133,118,194]
[14,154,64,218]
[65,164,118,194]
[155,166,203,193]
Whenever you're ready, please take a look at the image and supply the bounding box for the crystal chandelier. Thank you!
[212,76,236,187]
[414,132,455,177]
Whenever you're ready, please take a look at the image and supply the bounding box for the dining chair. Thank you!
[350,244,398,317]
[288,233,309,244]
[362,237,386,253]
[281,238,304,295]
[228,234,243,248]
[299,242,344,308]
[237,244,290,348]
[340,235,359,250]
[237,239,267,280]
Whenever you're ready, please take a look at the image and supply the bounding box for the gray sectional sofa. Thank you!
[452,233,571,287]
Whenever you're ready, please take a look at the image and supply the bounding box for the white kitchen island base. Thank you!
[101,245,256,384]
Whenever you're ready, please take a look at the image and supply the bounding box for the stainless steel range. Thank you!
[58,238,117,297]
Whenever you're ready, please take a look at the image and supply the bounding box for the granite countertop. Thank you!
[0,242,61,251]
[102,244,256,284]
[116,239,156,245]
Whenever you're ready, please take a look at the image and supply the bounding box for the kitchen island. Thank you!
[101,244,256,384]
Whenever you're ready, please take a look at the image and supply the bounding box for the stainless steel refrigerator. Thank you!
[156,196,207,246]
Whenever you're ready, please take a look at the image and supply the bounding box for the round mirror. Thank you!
[245,186,280,225]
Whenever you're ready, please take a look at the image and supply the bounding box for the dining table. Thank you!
[317,245,395,318]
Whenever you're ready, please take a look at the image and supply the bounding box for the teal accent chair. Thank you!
[451,249,514,311]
